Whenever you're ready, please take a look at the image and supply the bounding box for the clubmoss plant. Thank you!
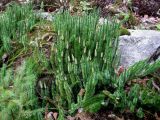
[113,60,160,117]
[0,3,160,119]
[51,11,120,117]
[50,11,160,119]
[0,59,43,120]
[0,2,37,52]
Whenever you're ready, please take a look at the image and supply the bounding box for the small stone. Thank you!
[108,113,116,118]
[78,108,83,113]
[36,12,54,21]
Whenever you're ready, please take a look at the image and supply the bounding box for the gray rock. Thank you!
[36,12,54,21]
[119,30,160,68]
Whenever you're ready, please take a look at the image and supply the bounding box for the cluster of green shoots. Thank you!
[51,11,160,119]
[0,59,44,120]
[52,11,120,116]
[0,2,37,54]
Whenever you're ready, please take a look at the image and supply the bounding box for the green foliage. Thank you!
[0,2,37,52]
[52,11,120,117]
[140,87,160,109]
[51,11,160,119]
[120,26,131,35]
[136,108,144,118]
[0,3,160,119]
[156,24,160,30]
[0,59,43,120]
[116,60,160,88]
[113,60,160,117]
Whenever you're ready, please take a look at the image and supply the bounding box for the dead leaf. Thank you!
[53,112,58,120]
[108,113,124,120]
[78,88,85,96]
[115,66,125,76]
[46,112,54,120]
[155,112,160,120]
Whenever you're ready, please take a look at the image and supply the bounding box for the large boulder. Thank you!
[119,30,160,68]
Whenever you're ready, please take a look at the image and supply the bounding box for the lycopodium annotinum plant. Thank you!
[51,11,120,118]
[0,59,44,120]
[0,2,37,52]
[113,60,160,118]
[51,11,160,119]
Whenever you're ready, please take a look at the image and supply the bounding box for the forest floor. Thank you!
[0,1,160,120]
